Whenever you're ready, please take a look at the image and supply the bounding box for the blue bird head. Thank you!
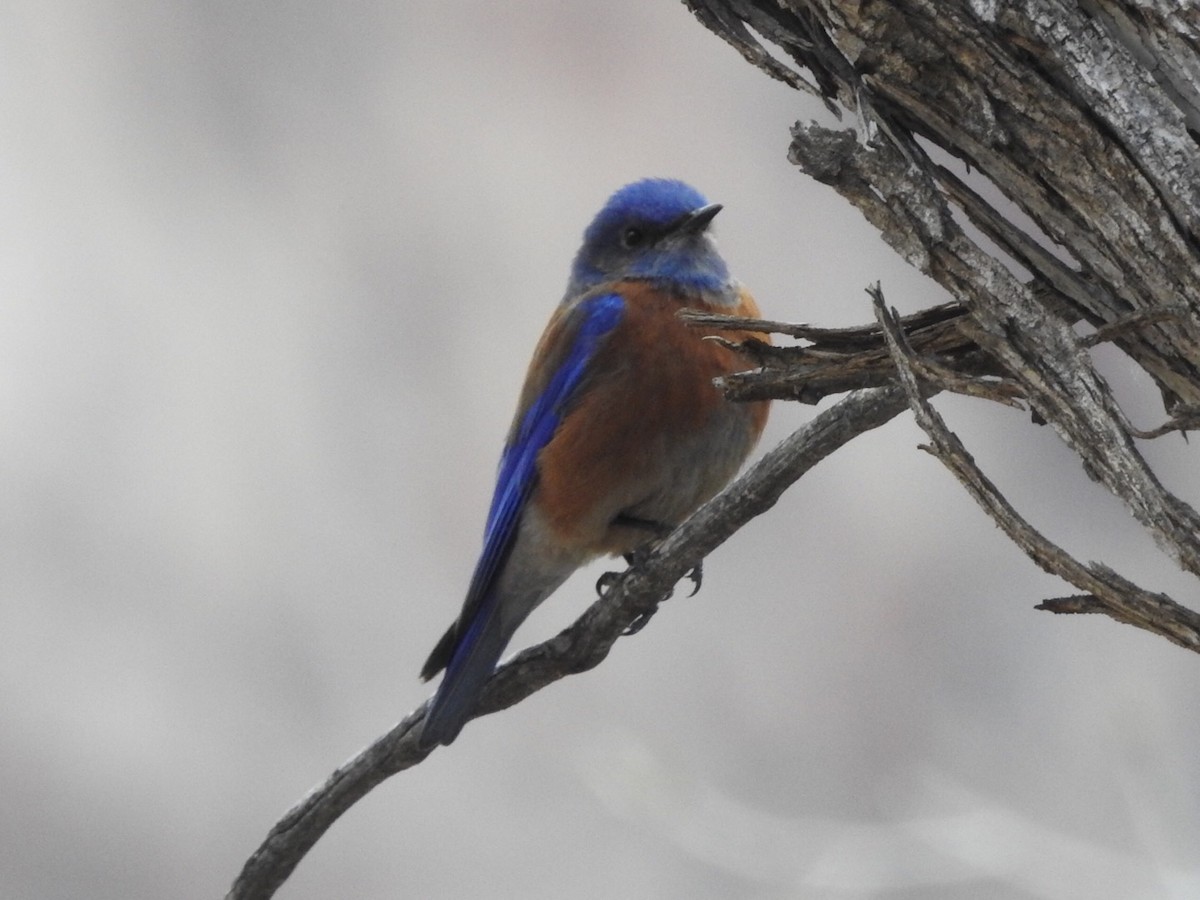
[566,178,731,298]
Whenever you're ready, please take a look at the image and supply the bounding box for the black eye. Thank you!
[620,227,645,249]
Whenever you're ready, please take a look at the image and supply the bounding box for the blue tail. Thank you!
[419,608,511,748]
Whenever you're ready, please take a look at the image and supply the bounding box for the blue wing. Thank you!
[419,291,625,746]
[473,292,625,610]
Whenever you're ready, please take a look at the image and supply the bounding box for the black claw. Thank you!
[597,544,655,600]
[623,544,654,569]
[623,603,659,635]
[604,527,702,634]
[595,570,621,597]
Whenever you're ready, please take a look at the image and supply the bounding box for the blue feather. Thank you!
[567,179,729,296]
[420,292,625,746]
[474,292,624,598]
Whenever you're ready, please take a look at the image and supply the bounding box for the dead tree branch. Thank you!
[871,286,1200,650]
[685,0,1200,581]
[225,385,913,900]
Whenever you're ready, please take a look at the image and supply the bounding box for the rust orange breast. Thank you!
[534,280,769,552]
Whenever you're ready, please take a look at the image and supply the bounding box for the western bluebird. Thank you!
[419,178,769,748]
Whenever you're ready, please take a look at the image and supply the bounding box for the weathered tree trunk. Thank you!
[686,0,1200,644]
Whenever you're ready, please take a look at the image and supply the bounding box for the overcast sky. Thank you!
[3,2,1198,898]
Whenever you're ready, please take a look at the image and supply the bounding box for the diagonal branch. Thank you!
[788,123,1200,580]
[225,384,914,900]
[871,286,1200,651]
[680,303,1002,405]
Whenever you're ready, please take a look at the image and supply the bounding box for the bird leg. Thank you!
[610,514,703,595]
[592,514,704,634]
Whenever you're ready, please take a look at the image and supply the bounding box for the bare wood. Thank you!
[687,0,1200,408]
[871,286,1200,651]
[682,302,1006,405]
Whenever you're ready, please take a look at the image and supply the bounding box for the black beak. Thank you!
[673,202,722,235]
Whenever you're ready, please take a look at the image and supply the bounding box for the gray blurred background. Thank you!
[3,2,1198,898]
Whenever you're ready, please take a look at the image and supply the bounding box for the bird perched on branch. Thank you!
[419,178,769,748]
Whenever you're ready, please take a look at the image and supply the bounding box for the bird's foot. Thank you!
[595,520,704,633]
[592,545,661,633]
[621,554,704,636]
[623,544,654,568]
[595,570,622,597]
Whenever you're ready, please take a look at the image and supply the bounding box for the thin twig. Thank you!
[1037,595,1107,614]
[679,310,822,339]
[1129,408,1200,440]
[906,354,1026,409]
[1080,306,1192,347]
[789,122,1200,578]
[870,285,1200,651]
[683,301,1000,406]
[679,302,967,347]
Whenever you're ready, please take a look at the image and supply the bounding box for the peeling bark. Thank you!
[686,0,1200,598]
